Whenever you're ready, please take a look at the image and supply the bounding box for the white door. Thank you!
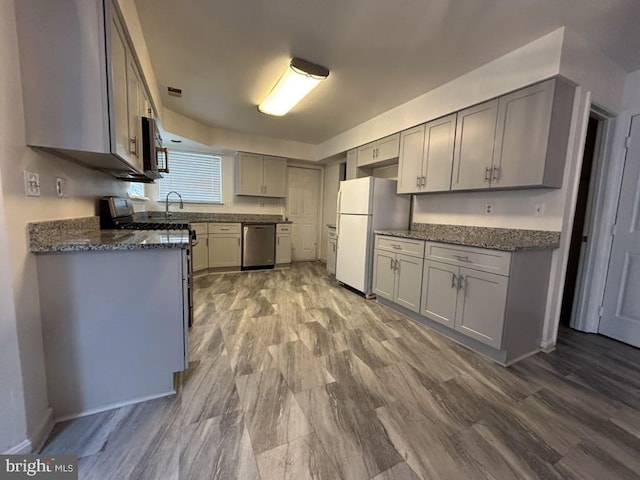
[600,115,640,347]
[287,167,320,261]
[338,177,372,215]
[336,214,370,292]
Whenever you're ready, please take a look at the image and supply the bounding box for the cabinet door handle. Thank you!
[391,244,401,250]
[484,167,491,182]
[129,137,137,155]
[421,176,426,187]
[237,238,240,246]
[390,259,394,270]
[493,166,500,181]
[452,254,470,262]
[416,175,421,187]
[451,273,457,289]
[221,228,229,231]
[277,237,280,246]
[458,275,464,290]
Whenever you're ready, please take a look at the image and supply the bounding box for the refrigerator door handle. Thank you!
[336,189,343,238]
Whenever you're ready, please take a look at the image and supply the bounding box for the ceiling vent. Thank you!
[167,86,182,97]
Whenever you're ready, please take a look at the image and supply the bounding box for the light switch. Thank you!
[24,170,40,197]
[56,177,64,197]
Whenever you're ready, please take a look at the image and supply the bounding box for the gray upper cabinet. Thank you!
[451,99,500,190]
[399,114,458,194]
[346,149,358,180]
[263,156,288,197]
[15,0,154,178]
[423,113,457,192]
[357,133,400,167]
[397,125,425,194]
[492,78,574,189]
[398,78,573,194]
[235,152,287,197]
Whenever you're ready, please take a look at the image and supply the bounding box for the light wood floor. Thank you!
[42,262,640,479]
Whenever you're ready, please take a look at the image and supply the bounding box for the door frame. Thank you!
[285,163,324,262]
[570,107,633,333]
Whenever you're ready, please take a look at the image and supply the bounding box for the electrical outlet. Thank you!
[24,170,40,197]
[56,177,64,197]
[484,203,494,215]
[534,203,545,216]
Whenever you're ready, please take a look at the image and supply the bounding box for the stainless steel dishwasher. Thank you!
[242,224,276,269]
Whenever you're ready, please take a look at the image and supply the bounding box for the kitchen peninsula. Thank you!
[29,217,190,420]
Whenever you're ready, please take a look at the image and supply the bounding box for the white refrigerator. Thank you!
[335,177,410,296]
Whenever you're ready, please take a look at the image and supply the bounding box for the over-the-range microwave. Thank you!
[141,116,169,180]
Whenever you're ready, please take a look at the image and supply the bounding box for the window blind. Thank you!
[158,151,223,203]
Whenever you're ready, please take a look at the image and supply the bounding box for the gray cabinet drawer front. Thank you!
[375,236,425,258]
[424,242,510,275]
[277,224,291,234]
[209,223,241,234]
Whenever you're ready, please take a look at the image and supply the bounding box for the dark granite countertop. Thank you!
[375,223,560,252]
[135,212,292,224]
[29,217,189,253]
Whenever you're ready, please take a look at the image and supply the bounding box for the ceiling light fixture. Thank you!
[258,57,329,116]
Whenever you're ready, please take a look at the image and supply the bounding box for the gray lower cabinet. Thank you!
[422,259,507,349]
[191,223,209,272]
[378,234,554,365]
[373,250,423,313]
[455,267,508,349]
[327,227,337,274]
[208,223,241,268]
[276,224,292,266]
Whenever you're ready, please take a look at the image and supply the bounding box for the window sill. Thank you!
[157,200,224,205]
[128,193,149,201]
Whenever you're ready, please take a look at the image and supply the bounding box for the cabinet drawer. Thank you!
[424,242,511,276]
[191,223,208,236]
[208,223,241,234]
[375,236,425,258]
[277,224,291,234]
[328,227,337,239]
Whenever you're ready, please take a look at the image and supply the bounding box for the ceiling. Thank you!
[135,0,640,145]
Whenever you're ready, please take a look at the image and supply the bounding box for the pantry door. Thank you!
[599,115,640,347]
[287,167,321,261]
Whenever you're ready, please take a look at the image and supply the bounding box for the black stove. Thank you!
[99,196,193,236]
[99,196,196,328]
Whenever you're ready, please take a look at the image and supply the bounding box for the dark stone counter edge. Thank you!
[374,230,560,252]
[31,242,189,254]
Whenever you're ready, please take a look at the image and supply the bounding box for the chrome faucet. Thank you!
[165,191,184,217]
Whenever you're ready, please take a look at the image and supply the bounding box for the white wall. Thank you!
[141,154,284,215]
[316,29,565,160]
[320,160,343,259]
[162,108,317,161]
[0,0,128,453]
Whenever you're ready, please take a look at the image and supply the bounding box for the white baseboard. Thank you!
[5,439,31,455]
[53,390,176,424]
[540,341,556,353]
[3,407,53,455]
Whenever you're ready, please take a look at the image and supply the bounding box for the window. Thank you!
[158,151,223,203]
[128,182,145,199]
